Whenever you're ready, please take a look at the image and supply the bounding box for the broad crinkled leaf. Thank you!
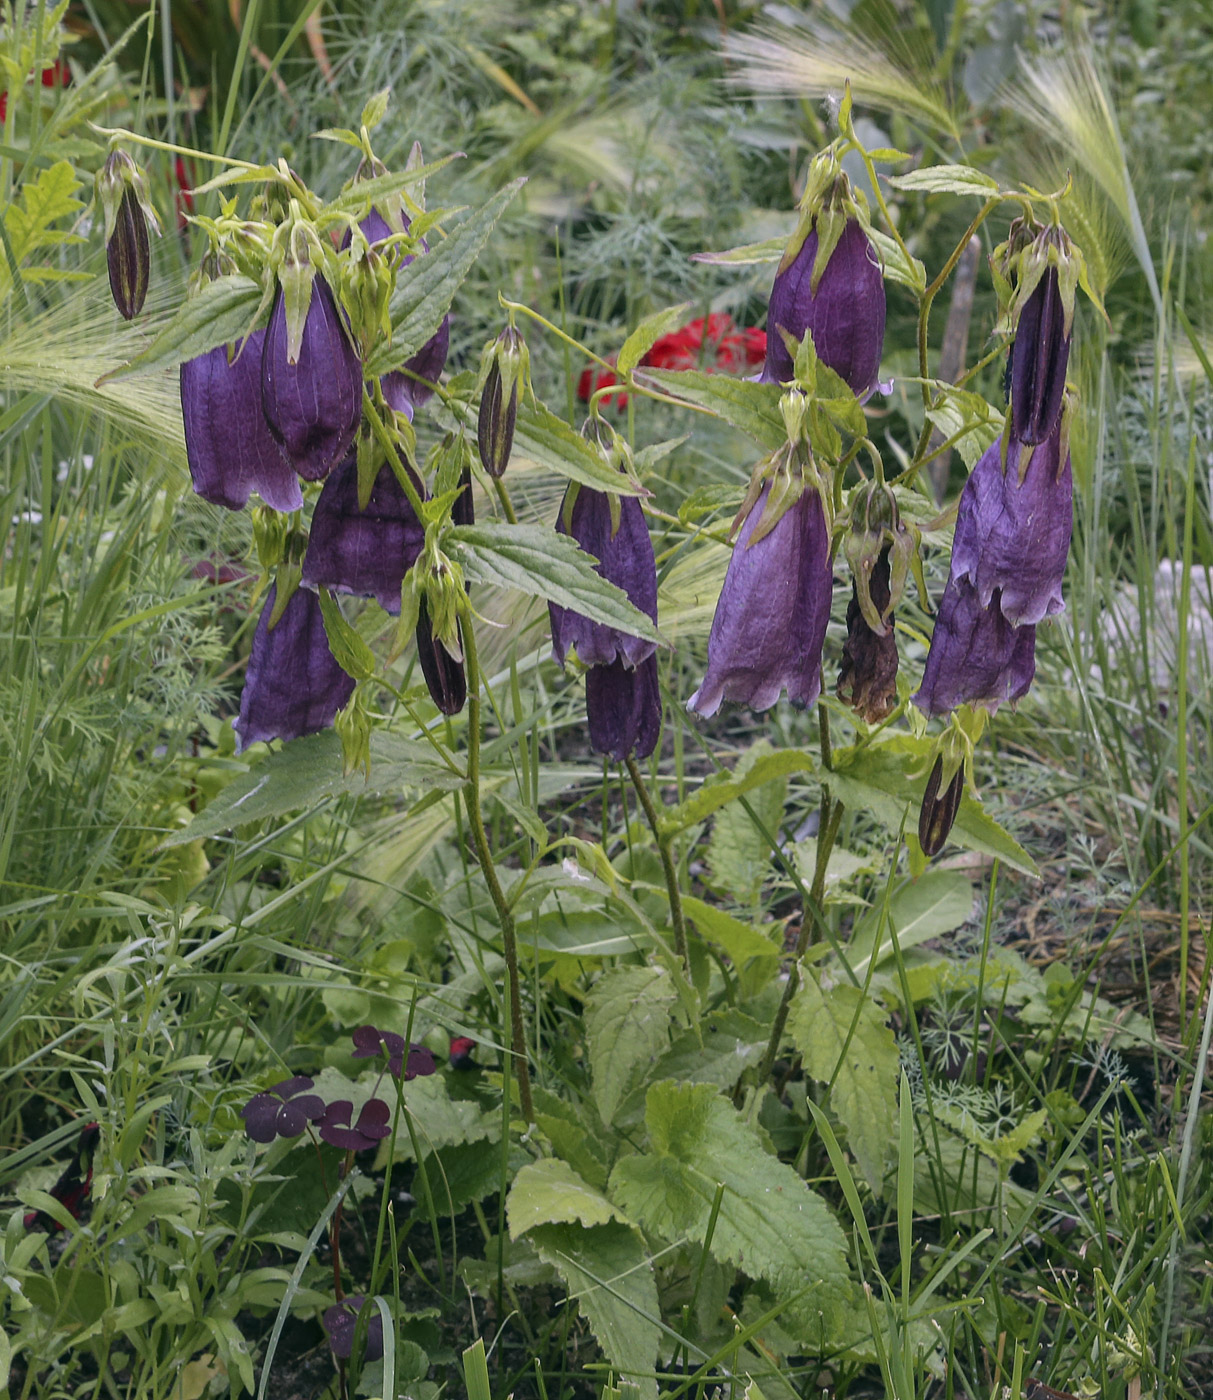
[511,398,647,495]
[617,302,693,377]
[660,749,815,836]
[508,1159,632,1237]
[527,1222,659,1400]
[585,966,676,1125]
[887,165,1001,197]
[103,275,264,381]
[844,871,975,977]
[160,730,463,847]
[787,974,900,1193]
[640,368,786,449]
[707,742,787,909]
[609,1081,850,1332]
[448,523,661,644]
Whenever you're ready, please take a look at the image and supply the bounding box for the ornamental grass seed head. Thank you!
[235,584,357,748]
[688,478,834,716]
[180,331,303,514]
[261,275,363,481]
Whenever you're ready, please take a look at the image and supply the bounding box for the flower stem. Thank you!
[625,753,689,975]
[461,619,534,1124]
[755,709,844,1086]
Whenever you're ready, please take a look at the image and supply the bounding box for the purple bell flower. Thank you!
[549,489,658,671]
[1010,267,1070,446]
[950,432,1073,627]
[688,482,834,716]
[235,585,357,749]
[180,331,303,513]
[760,218,886,397]
[351,208,450,417]
[586,653,661,762]
[301,453,425,613]
[914,576,1036,716]
[261,277,362,481]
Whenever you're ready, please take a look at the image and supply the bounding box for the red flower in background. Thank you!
[174,156,196,231]
[577,314,766,412]
[0,58,71,122]
[24,1122,100,1234]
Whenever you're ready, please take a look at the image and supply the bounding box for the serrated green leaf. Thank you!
[660,749,815,836]
[586,966,676,1125]
[101,274,263,382]
[867,229,927,294]
[641,368,786,448]
[707,742,787,909]
[328,155,462,217]
[366,179,524,376]
[826,735,1038,877]
[3,159,82,275]
[681,896,780,961]
[159,730,463,847]
[528,1222,659,1400]
[788,975,899,1193]
[617,302,692,377]
[360,88,391,132]
[508,1159,632,1238]
[609,1082,850,1323]
[448,522,660,643]
[379,1072,499,1163]
[924,390,1003,469]
[887,165,1000,197]
[511,398,647,495]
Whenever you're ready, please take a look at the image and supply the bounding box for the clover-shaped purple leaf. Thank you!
[317,1097,392,1151]
[350,1025,436,1081]
[322,1295,384,1362]
[240,1076,326,1144]
[404,1045,437,1081]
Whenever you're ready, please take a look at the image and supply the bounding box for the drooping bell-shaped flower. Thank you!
[352,208,450,418]
[950,431,1072,627]
[261,277,362,481]
[586,653,661,762]
[181,331,303,513]
[235,585,356,749]
[761,217,886,397]
[688,480,834,716]
[913,576,1036,716]
[550,488,658,671]
[1010,266,1070,446]
[301,452,424,613]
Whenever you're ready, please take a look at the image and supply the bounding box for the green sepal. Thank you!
[317,588,377,681]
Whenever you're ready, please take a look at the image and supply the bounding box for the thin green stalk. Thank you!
[625,753,688,973]
[755,711,843,1086]
[462,620,534,1123]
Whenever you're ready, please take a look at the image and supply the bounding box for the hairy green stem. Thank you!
[625,753,689,974]
[462,621,534,1124]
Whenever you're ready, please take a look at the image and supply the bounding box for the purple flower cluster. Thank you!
[550,486,661,762]
[239,1026,437,1151]
[180,208,454,748]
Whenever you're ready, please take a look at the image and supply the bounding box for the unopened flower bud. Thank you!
[415,599,466,715]
[837,547,899,723]
[97,150,158,320]
[918,754,965,858]
[477,326,527,480]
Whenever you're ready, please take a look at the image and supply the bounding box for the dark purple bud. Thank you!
[688,482,833,716]
[235,585,357,749]
[913,576,1036,716]
[240,1075,326,1144]
[301,453,424,613]
[107,183,150,320]
[950,432,1072,626]
[761,218,886,396]
[317,1098,392,1151]
[549,489,658,670]
[918,756,965,858]
[261,278,362,481]
[453,464,475,528]
[836,548,899,723]
[1011,268,1070,445]
[352,208,449,416]
[416,599,466,715]
[323,1296,384,1362]
[586,653,661,762]
[477,326,526,479]
[180,331,303,513]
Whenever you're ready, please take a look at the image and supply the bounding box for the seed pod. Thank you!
[918,755,965,857]
[476,326,526,479]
